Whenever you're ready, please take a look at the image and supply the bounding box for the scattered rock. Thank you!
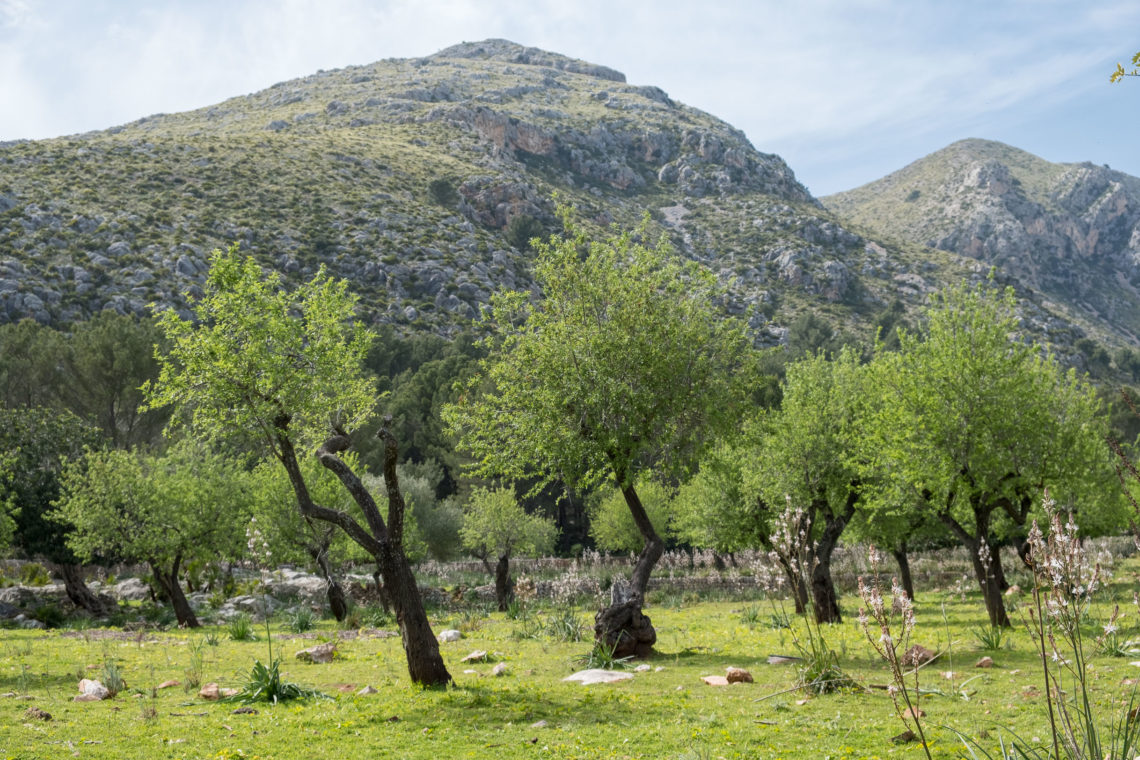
[902,706,925,719]
[356,686,378,696]
[531,719,548,728]
[295,642,337,664]
[438,629,463,642]
[76,679,109,701]
[460,650,489,663]
[491,662,507,677]
[563,669,634,685]
[157,680,180,690]
[902,645,936,667]
[892,729,918,744]
[940,671,956,680]
[1005,585,1021,596]
[231,706,259,715]
[976,656,994,668]
[725,667,753,684]
[701,675,730,686]
[197,683,237,700]
[634,664,651,672]
[767,654,801,665]
[335,684,356,693]
[24,706,51,721]
[462,669,478,675]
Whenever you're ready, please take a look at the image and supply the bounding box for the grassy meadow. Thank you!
[3,551,1140,760]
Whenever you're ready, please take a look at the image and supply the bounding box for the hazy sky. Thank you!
[1,0,1137,196]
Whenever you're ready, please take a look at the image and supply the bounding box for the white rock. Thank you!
[76,679,109,700]
[563,669,633,685]
[438,629,462,642]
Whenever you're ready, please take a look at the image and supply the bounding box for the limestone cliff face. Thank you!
[825,139,1140,341]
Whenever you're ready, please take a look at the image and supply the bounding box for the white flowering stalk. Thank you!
[857,547,931,760]
[1019,489,1139,760]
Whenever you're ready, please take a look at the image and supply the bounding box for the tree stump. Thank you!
[594,580,655,658]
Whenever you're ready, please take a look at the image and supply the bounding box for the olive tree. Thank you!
[445,209,748,656]
[459,486,556,610]
[144,245,450,685]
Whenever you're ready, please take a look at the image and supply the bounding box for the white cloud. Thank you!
[1,0,1138,191]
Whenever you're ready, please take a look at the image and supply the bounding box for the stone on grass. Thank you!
[976,656,994,668]
[438,629,463,642]
[76,679,109,701]
[902,645,935,667]
[902,706,925,719]
[461,650,489,663]
[491,662,507,677]
[231,706,259,715]
[198,683,238,700]
[295,642,337,664]
[563,669,633,685]
[531,719,548,728]
[357,686,378,696]
[701,675,730,686]
[634,664,651,672]
[725,667,753,684]
[24,706,51,720]
[157,680,180,689]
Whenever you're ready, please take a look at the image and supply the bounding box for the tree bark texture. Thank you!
[149,557,200,628]
[308,542,347,622]
[57,563,112,617]
[937,507,1011,628]
[807,494,857,624]
[494,554,514,612]
[891,542,915,602]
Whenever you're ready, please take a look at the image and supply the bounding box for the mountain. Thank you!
[0,41,1089,357]
[824,139,1140,345]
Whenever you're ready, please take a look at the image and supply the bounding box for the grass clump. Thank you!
[227,613,258,641]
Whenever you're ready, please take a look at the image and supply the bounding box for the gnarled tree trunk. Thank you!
[149,556,200,628]
[808,494,857,624]
[276,416,451,686]
[308,541,347,622]
[57,563,112,617]
[891,542,915,602]
[594,478,660,658]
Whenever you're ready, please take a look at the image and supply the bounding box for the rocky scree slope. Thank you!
[0,42,1079,351]
[825,138,1140,345]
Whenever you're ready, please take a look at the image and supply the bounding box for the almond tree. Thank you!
[861,281,1118,628]
[144,245,450,685]
[459,486,556,611]
[445,208,749,656]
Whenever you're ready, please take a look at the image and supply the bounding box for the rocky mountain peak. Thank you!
[430,39,627,83]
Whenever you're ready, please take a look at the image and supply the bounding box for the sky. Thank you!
[1,0,1138,197]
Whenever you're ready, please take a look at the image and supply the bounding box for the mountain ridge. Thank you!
[0,41,1111,369]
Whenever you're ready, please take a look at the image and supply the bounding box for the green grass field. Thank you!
[2,569,1139,760]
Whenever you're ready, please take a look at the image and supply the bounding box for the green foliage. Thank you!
[225,658,325,705]
[55,440,251,570]
[544,607,585,642]
[1111,51,1140,82]
[460,486,557,560]
[0,407,101,557]
[504,214,544,251]
[446,207,749,497]
[427,178,459,208]
[971,625,1010,652]
[287,608,317,633]
[228,614,258,642]
[864,281,1118,534]
[589,478,672,553]
[143,244,375,455]
[575,639,634,670]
